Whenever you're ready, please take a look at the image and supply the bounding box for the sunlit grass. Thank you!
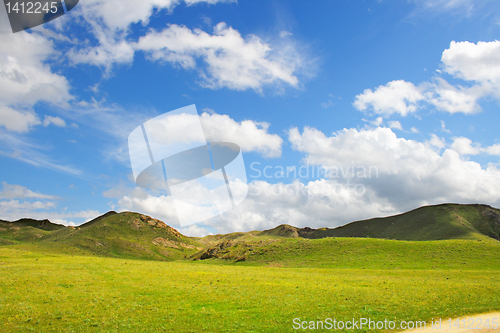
[0,246,499,332]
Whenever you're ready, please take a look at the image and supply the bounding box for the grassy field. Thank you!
[1,238,499,332]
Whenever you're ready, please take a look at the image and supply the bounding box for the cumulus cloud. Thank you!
[117,188,180,225]
[442,40,500,87]
[485,144,500,156]
[451,136,481,155]
[424,78,482,114]
[0,106,41,133]
[353,80,425,117]
[66,0,234,72]
[0,33,72,133]
[207,180,397,234]
[288,126,500,211]
[112,126,500,235]
[354,40,500,117]
[449,137,500,156]
[114,180,397,234]
[135,23,300,91]
[65,0,304,90]
[200,112,283,157]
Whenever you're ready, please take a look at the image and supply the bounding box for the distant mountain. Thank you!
[0,217,65,231]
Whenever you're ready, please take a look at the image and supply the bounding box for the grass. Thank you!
[212,237,500,270]
[0,238,499,332]
[0,204,499,331]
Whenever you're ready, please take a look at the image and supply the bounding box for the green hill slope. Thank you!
[0,212,203,260]
[193,203,500,263]
[259,203,500,241]
[1,203,499,263]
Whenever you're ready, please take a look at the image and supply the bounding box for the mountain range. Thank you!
[0,203,498,262]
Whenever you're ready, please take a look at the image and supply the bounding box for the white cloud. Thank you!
[0,182,61,200]
[485,144,500,156]
[74,0,233,33]
[451,136,481,155]
[440,120,451,133]
[0,200,56,210]
[288,126,500,210]
[413,0,474,11]
[212,179,401,234]
[111,125,500,235]
[135,23,301,91]
[0,183,99,224]
[449,137,500,156]
[178,224,213,237]
[67,0,232,71]
[43,116,67,128]
[424,78,482,114]
[200,112,283,158]
[66,0,303,91]
[0,206,101,225]
[121,126,500,235]
[0,105,41,133]
[388,120,403,130]
[353,80,425,117]
[355,40,500,118]
[0,33,72,133]
[442,40,500,85]
[427,134,446,149]
[117,188,180,225]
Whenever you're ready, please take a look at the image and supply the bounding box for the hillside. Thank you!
[205,203,500,243]
[0,203,499,263]
[0,212,203,260]
[308,203,500,241]
[193,203,500,262]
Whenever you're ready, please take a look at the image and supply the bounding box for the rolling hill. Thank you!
[0,203,499,263]
[206,203,500,242]
[193,203,500,262]
[0,211,203,260]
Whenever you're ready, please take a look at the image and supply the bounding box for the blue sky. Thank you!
[1,0,500,236]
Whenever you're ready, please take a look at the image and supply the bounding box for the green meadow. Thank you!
[1,237,499,332]
[0,204,499,332]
